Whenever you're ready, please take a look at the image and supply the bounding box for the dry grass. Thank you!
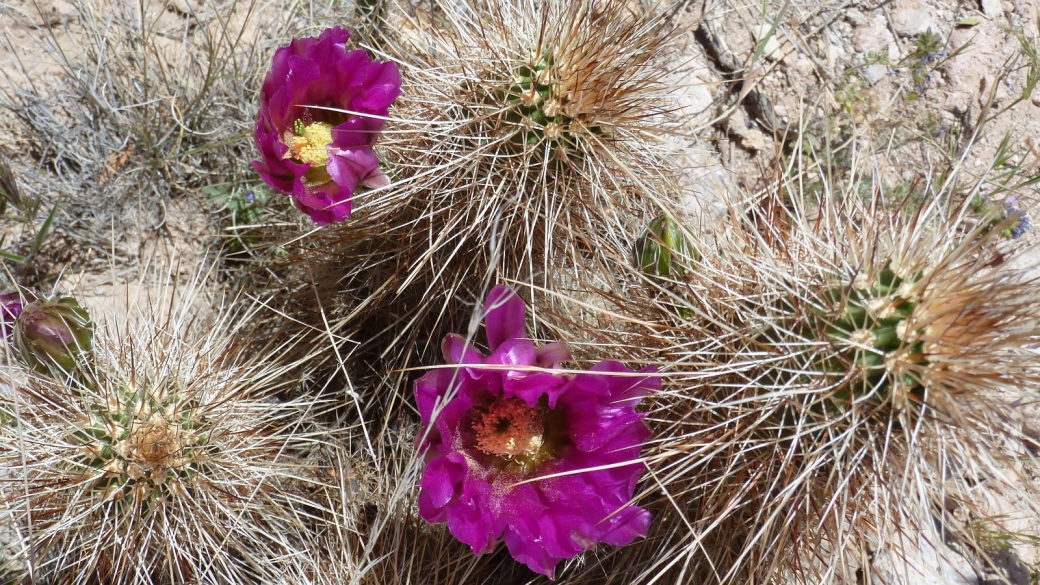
[0,0,357,289]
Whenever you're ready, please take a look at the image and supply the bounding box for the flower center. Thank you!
[473,398,545,459]
[286,120,333,167]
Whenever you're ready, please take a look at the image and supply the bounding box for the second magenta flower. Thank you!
[414,285,657,578]
[252,27,401,225]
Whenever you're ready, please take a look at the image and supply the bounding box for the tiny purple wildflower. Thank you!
[252,27,402,225]
[414,285,657,579]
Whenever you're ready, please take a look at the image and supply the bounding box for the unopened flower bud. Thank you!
[0,290,27,338]
[633,215,700,277]
[14,297,94,373]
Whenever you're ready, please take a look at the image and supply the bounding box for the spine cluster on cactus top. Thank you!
[486,51,584,155]
[808,262,927,406]
[72,385,212,506]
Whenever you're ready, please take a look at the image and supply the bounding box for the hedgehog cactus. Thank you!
[0,288,345,584]
[810,262,927,406]
[72,385,212,506]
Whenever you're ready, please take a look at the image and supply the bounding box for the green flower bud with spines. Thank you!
[633,214,701,278]
[13,297,94,374]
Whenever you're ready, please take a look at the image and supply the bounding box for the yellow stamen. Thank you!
[287,121,333,166]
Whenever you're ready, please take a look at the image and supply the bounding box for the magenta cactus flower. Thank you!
[252,27,402,225]
[414,285,657,578]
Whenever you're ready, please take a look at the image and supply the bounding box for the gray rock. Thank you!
[870,534,977,585]
[942,23,999,94]
[854,14,902,60]
[892,8,938,37]
[981,0,1005,18]
[864,63,889,85]
[753,24,782,60]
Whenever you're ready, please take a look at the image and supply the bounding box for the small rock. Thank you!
[980,75,1011,105]
[943,23,999,94]
[892,8,937,37]
[864,63,889,85]
[669,68,715,128]
[741,128,768,151]
[754,24,783,60]
[871,534,977,585]
[854,14,901,60]
[32,0,77,26]
[1014,0,1038,22]
[791,56,815,78]
[981,0,1005,18]
[943,91,973,115]
[844,9,868,27]
[726,109,750,140]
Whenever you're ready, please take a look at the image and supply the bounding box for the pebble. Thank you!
[981,0,1005,18]
[892,8,937,37]
[864,63,888,85]
[754,24,783,60]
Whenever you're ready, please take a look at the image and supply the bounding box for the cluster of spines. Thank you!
[810,262,927,406]
[484,51,585,154]
[71,385,212,506]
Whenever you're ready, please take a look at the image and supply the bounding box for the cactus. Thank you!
[633,214,700,278]
[70,384,212,506]
[0,287,346,584]
[13,296,93,374]
[485,51,583,156]
[804,262,928,407]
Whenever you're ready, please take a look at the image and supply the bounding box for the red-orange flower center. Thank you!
[473,398,545,459]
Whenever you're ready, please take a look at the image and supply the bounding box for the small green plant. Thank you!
[205,183,274,254]
[902,30,948,100]
[863,49,889,66]
[633,214,701,278]
[0,158,58,266]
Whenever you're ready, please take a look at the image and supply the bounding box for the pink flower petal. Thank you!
[484,285,527,352]
[536,342,572,368]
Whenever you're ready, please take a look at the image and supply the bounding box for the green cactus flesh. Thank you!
[70,386,212,507]
[804,263,927,407]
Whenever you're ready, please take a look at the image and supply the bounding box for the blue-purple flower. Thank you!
[414,285,656,578]
[252,27,401,225]
[1003,196,1032,240]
